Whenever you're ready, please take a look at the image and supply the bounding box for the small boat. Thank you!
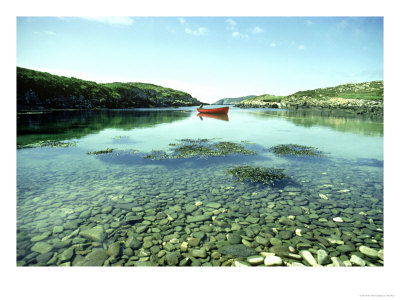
[197,113,229,121]
[196,106,229,114]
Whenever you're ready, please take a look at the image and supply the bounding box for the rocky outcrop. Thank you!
[236,81,383,116]
[213,95,257,105]
[17,67,202,111]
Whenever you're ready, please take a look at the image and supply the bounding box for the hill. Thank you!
[17,67,202,111]
[213,95,257,105]
[236,94,286,108]
[236,81,383,115]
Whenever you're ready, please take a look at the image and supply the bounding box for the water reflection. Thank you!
[246,109,383,136]
[197,113,229,122]
[17,109,192,147]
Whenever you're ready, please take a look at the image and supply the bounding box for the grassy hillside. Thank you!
[236,81,383,115]
[213,95,257,105]
[238,94,286,107]
[17,67,201,111]
[288,81,383,101]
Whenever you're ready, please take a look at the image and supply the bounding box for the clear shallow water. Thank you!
[17,107,383,266]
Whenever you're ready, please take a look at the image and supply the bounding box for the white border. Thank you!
[2,1,399,299]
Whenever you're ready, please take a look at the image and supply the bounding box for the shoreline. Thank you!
[18,105,383,118]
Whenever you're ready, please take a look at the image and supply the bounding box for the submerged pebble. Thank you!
[17,130,383,267]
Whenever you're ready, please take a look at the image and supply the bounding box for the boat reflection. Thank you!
[197,113,229,122]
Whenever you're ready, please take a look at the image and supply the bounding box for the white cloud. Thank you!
[179,18,208,36]
[306,20,314,25]
[270,42,277,47]
[232,31,248,38]
[298,45,305,50]
[179,18,187,25]
[80,17,134,26]
[45,31,56,35]
[225,18,237,30]
[251,26,264,34]
[184,27,208,36]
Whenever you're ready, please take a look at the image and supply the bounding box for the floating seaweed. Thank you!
[87,148,114,155]
[17,140,77,149]
[144,139,257,160]
[112,135,130,140]
[143,150,170,160]
[227,165,288,186]
[269,144,325,157]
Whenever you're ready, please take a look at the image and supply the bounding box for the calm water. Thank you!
[16,107,384,266]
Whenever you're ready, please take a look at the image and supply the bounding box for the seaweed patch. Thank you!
[143,139,257,160]
[269,144,325,157]
[17,140,77,149]
[227,165,288,186]
[87,148,114,155]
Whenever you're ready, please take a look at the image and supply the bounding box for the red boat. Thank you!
[196,106,229,114]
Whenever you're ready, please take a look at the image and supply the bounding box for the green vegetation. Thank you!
[238,94,285,106]
[17,67,201,111]
[17,140,77,149]
[87,148,114,155]
[236,81,383,115]
[289,81,383,102]
[269,144,326,157]
[213,95,257,105]
[226,165,288,185]
[143,139,257,160]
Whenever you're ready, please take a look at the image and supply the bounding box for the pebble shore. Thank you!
[17,150,383,267]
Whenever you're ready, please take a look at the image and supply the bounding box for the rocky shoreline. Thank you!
[236,97,383,116]
[236,80,383,116]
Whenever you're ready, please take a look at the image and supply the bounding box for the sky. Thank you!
[17,16,383,103]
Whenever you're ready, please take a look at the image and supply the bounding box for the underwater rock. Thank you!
[31,242,53,255]
[234,260,251,267]
[227,232,242,245]
[317,249,331,265]
[79,225,105,242]
[166,251,181,266]
[336,244,355,254]
[219,244,257,257]
[189,248,207,258]
[79,248,108,266]
[59,247,74,263]
[30,232,51,242]
[359,246,379,259]
[300,250,319,266]
[350,254,366,266]
[247,255,265,265]
[264,255,283,266]
[206,202,222,209]
[187,214,212,223]
[107,242,121,258]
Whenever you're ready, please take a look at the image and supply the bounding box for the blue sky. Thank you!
[17,16,383,103]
